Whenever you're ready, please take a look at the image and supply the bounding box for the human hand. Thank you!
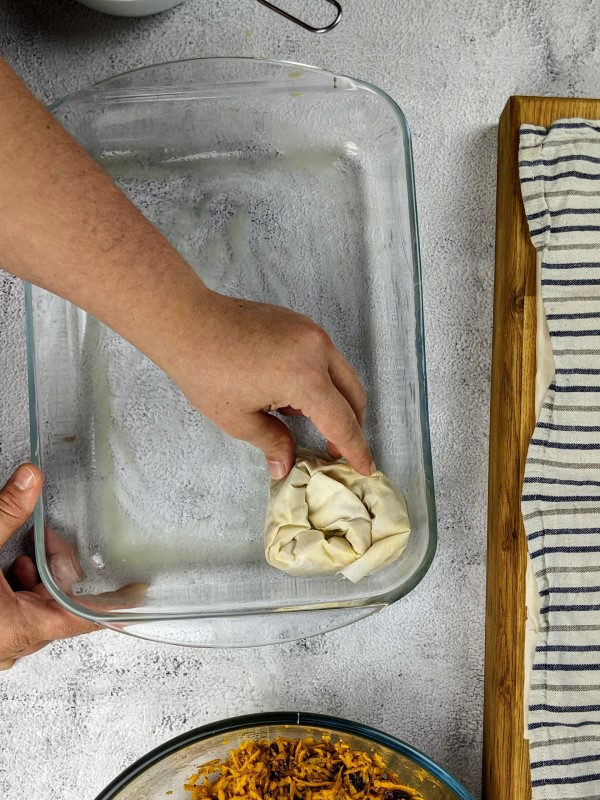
[0,60,371,481]
[0,464,96,671]
[172,292,373,480]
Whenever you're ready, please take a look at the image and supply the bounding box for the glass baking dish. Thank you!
[26,58,436,647]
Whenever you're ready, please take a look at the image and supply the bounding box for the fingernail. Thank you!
[369,461,377,475]
[13,466,37,491]
[268,460,287,480]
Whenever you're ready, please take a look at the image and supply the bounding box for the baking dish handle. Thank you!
[256,0,342,33]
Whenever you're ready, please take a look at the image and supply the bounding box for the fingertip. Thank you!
[48,551,83,591]
[352,463,371,476]
[267,441,295,479]
[0,465,44,547]
[246,413,295,479]
[230,412,296,479]
[12,464,42,493]
[44,529,84,588]
[305,389,372,476]
[345,446,375,476]
[268,459,289,480]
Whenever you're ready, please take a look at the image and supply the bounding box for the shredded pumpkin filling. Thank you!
[184,737,425,800]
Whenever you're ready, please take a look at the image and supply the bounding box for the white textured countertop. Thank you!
[1,1,599,797]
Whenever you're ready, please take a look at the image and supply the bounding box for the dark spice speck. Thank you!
[349,773,365,791]
[270,761,287,781]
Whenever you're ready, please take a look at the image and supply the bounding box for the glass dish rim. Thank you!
[93,711,473,800]
[28,56,437,625]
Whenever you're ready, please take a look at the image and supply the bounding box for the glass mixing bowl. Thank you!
[94,713,472,800]
[26,58,436,646]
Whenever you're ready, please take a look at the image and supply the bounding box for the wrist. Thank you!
[148,277,217,385]
[146,273,215,373]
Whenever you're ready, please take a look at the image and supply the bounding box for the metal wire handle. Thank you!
[256,0,342,33]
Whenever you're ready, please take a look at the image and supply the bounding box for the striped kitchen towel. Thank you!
[520,119,600,799]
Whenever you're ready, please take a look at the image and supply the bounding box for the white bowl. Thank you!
[76,0,185,16]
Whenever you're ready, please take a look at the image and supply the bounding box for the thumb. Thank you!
[0,464,43,548]
[233,412,295,479]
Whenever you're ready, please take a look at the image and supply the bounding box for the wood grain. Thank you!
[482,95,600,800]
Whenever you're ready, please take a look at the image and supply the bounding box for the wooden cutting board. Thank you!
[483,95,600,800]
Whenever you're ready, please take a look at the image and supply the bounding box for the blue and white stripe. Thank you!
[520,119,600,800]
